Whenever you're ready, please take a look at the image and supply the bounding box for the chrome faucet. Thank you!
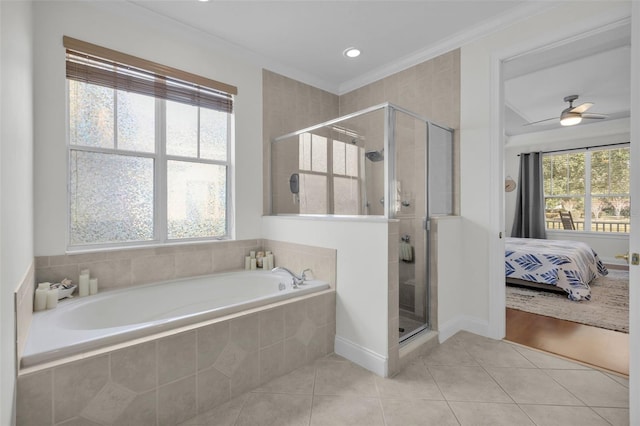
[271,266,306,288]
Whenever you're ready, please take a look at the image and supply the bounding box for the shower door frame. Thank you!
[271,103,454,345]
[390,105,454,344]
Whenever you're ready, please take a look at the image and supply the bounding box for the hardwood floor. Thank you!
[505,308,629,376]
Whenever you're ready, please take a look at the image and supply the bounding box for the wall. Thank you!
[459,1,632,338]
[262,70,339,214]
[33,1,263,256]
[262,51,462,375]
[339,50,461,332]
[505,118,630,265]
[1,1,35,424]
[262,216,390,375]
[431,216,465,341]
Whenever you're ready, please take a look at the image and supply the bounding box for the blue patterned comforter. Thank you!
[505,237,608,301]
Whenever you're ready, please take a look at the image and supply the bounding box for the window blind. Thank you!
[64,36,235,113]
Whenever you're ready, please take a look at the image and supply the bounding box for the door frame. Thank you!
[487,8,638,423]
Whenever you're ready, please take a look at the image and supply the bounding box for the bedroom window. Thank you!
[65,36,236,249]
[543,146,630,233]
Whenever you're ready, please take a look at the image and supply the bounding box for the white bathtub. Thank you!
[22,270,330,368]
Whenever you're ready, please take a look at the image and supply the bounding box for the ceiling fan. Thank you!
[525,95,608,127]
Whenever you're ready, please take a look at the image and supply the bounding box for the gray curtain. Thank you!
[511,152,547,239]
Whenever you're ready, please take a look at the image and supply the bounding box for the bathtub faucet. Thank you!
[271,267,306,288]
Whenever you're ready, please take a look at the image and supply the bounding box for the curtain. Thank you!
[511,152,547,239]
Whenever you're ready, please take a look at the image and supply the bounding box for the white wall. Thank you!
[432,216,478,341]
[459,1,631,338]
[505,118,630,264]
[1,1,34,424]
[32,1,263,255]
[261,216,389,374]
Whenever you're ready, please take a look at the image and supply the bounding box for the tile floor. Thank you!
[181,331,629,426]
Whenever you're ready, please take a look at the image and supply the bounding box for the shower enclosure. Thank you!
[270,103,454,342]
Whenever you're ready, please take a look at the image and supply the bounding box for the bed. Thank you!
[505,237,608,301]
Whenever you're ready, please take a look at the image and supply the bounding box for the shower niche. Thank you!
[271,103,454,342]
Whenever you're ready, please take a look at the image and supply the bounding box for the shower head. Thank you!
[365,149,384,162]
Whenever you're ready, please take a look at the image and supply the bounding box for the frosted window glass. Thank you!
[346,144,359,177]
[70,151,154,244]
[166,101,198,157]
[117,91,155,153]
[167,161,226,239]
[334,177,359,214]
[69,80,114,148]
[311,135,327,172]
[200,108,228,161]
[333,142,346,175]
[299,133,312,170]
[299,173,327,214]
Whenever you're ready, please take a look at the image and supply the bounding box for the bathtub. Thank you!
[22,270,330,368]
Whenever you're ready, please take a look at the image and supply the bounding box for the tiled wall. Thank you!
[34,239,336,293]
[17,290,336,425]
[339,50,460,333]
[35,240,262,292]
[262,50,459,375]
[262,70,339,214]
[340,49,461,216]
[15,262,35,362]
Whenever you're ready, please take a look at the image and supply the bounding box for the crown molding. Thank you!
[336,2,559,95]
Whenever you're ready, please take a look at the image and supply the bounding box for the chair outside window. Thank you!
[559,211,576,230]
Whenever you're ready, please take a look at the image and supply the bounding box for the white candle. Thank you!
[34,282,50,312]
[79,274,90,297]
[89,278,98,295]
[245,256,251,270]
[46,288,58,309]
[250,258,257,270]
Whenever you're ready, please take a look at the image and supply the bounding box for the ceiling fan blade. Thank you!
[523,117,557,126]
[581,113,607,120]
[570,102,593,114]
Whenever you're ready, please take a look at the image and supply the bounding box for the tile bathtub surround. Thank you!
[34,239,262,292]
[15,261,35,362]
[17,290,336,426]
[262,239,337,289]
[34,239,336,294]
[181,331,628,426]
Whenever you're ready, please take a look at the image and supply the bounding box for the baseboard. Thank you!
[438,315,490,343]
[334,335,387,377]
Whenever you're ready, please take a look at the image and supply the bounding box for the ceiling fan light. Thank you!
[560,112,582,126]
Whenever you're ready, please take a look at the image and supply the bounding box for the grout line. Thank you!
[307,359,319,425]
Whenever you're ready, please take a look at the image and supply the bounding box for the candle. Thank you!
[34,282,50,312]
[89,278,98,295]
[245,256,251,270]
[79,273,89,297]
[250,258,257,270]
[46,288,58,309]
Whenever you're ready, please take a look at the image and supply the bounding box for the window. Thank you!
[297,132,361,214]
[65,37,236,248]
[543,146,630,233]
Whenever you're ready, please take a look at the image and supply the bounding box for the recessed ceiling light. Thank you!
[343,47,361,58]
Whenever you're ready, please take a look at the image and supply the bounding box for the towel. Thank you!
[399,241,413,262]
